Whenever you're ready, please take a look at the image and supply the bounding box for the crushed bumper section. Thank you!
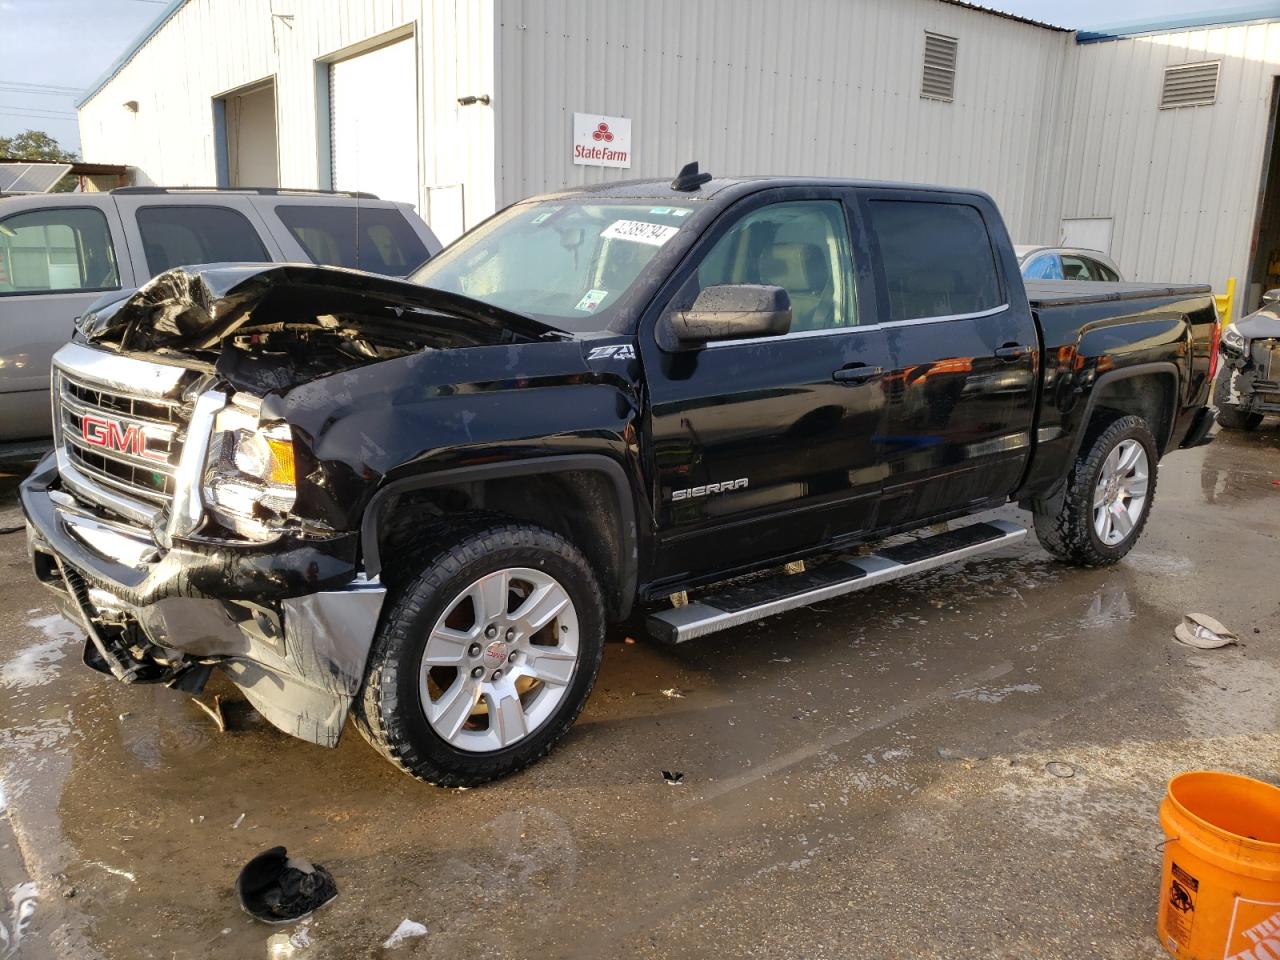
[21,454,386,748]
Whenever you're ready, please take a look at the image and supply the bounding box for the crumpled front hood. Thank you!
[75,262,569,352]
[1236,306,1280,341]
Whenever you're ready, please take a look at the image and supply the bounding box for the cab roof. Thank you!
[532,173,994,208]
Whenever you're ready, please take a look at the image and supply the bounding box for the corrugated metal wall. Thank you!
[492,0,1075,244]
[1059,21,1280,314]
[77,0,495,239]
[77,0,1280,307]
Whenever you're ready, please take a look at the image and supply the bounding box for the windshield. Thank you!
[408,199,700,332]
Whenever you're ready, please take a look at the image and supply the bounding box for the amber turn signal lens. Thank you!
[264,437,295,486]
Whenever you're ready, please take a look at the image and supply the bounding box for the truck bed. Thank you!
[1025,279,1212,308]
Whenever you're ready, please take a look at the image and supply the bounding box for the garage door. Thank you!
[330,36,418,209]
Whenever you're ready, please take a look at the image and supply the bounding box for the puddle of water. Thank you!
[1079,586,1135,628]
[0,880,40,957]
[953,683,1042,703]
[2,614,79,690]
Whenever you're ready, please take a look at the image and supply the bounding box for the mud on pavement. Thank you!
[0,427,1277,959]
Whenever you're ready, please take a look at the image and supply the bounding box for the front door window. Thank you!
[692,200,858,332]
[0,207,119,295]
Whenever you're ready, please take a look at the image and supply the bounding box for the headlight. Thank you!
[202,395,296,541]
[1221,323,1247,356]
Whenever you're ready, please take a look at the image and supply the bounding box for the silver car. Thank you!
[1016,245,1123,282]
[0,187,440,453]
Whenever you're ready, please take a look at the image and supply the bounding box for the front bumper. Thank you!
[1242,378,1280,414]
[20,454,386,747]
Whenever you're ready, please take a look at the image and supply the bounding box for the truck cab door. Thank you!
[639,190,892,590]
[856,189,1038,528]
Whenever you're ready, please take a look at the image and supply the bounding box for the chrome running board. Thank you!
[647,520,1026,644]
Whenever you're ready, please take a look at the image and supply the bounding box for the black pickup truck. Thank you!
[21,167,1219,785]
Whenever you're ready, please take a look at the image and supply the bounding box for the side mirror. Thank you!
[1263,288,1280,305]
[664,284,792,349]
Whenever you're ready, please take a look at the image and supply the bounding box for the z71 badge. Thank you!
[587,344,636,361]
[671,478,749,501]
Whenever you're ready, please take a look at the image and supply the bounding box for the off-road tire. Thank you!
[354,518,605,786]
[1213,372,1264,431]
[1032,414,1157,567]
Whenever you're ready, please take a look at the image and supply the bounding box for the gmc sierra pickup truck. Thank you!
[20,166,1219,786]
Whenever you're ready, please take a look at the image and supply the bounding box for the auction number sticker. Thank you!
[601,220,680,246]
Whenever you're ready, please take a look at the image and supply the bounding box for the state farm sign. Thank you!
[573,112,632,168]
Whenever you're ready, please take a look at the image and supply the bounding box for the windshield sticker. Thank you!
[531,208,560,225]
[601,219,680,246]
[575,289,609,312]
[649,206,673,215]
[671,208,692,217]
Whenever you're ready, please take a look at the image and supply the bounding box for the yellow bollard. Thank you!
[1214,276,1237,328]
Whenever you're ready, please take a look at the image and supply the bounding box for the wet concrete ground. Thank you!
[0,427,1277,959]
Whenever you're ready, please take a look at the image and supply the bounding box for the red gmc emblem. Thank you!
[80,414,168,463]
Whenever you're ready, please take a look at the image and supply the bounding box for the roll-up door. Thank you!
[329,36,419,209]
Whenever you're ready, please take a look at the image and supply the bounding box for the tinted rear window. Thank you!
[868,200,1003,323]
[135,205,270,275]
[274,205,429,276]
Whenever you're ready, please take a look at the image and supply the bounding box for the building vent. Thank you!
[921,32,958,102]
[1160,61,1220,109]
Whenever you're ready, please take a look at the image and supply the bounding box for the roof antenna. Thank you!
[671,161,712,192]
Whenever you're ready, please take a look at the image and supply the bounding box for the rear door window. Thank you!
[0,207,120,295]
[1089,258,1120,282]
[867,200,1003,323]
[274,204,429,276]
[134,205,270,275]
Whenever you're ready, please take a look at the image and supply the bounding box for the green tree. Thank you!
[0,129,78,191]
[0,129,78,162]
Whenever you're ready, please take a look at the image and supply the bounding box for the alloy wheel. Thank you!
[1092,438,1149,546]
[419,567,580,753]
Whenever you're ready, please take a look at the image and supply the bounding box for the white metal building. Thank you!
[76,0,1280,317]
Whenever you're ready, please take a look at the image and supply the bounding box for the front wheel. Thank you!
[355,519,605,786]
[1213,371,1264,431]
[1033,414,1157,567]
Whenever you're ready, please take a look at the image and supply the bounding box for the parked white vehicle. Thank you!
[1016,245,1123,282]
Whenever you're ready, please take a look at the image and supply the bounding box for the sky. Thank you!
[987,0,1254,29]
[0,0,163,154]
[0,0,1258,158]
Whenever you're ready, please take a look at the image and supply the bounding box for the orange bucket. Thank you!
[1158,772,1280,959]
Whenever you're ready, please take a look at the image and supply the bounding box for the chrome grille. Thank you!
[51,343,194,528]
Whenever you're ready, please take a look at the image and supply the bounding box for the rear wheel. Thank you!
[355,519,605,786]
[1213,372,1263,431]
[1033,414,1157,567]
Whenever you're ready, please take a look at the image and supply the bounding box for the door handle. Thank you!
[832,364,883,384]
[994,343,1028,361]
